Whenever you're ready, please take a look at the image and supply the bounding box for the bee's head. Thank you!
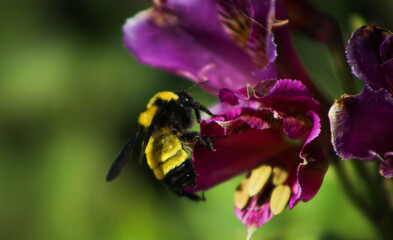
[175,91,193,105]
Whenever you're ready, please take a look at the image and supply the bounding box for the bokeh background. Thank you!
[1,0,392,239]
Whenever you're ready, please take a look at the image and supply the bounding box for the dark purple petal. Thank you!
[192,129,291,191]
[289,140,328,207]
[346,25,392,89]
[329,85,393,162]
[380,58,393,94]
[380,35,393,63]
[123,0,260,94]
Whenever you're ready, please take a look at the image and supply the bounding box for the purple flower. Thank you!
[189,79,328,231]
[123,0,319,96]
[123,0,328,233]
[329,25,393,178]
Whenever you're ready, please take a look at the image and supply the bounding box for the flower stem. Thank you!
[330,156,374,219]
[331,153,393,239]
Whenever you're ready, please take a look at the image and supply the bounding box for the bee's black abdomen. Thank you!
[162,159,201,200]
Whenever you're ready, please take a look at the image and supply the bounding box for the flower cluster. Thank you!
[119,0,393,237]
[329,25,393,178]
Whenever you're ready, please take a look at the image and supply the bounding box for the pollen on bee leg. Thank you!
[234,178,250,210]
[272,166,289,186]
[269,185,291,215]
[247,165,272,197]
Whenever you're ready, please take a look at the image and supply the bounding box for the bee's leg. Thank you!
[175,130,215,151]
[177,186,206,201]
[190,104,225,123]
[194,107,202,123]
[192,104,215,123]
[184,191,206,202]
[179,98,214,123]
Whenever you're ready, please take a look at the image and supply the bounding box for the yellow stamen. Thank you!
[247,165,272,197]
[272,166,289,186]
[269,185,291,215]
[234,179,250,210]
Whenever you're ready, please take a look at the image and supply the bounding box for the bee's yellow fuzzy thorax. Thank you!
[138,92,179,128]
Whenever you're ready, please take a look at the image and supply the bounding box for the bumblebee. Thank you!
[106,91,215,201]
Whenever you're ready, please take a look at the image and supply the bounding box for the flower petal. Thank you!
[217,0,278,71]
[248,0,277,69]
[218,88,240,106]
[346,25,392,89]
[254,79,321,115]
[329,85,393,162]
[235,197,274,228]
[381,58,393,94]
[380,35,393,63]
[380,37,393,94]
[192,121,291,191]
[235,199,273,229]
[289,140,328,207]
[123,0,261,94]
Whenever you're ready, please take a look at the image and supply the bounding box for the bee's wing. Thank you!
[138,102,169,165]
[106,126,142,182]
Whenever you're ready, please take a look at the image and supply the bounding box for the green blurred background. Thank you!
[1,0,392,239]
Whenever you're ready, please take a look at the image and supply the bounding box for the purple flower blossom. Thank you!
[329,25,393,178]
[123,0,319,96]
[124,0,277,94]
[123,0,328,233]
[189,79,327,231]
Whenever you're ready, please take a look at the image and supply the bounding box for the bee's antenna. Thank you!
[181,79,210,91]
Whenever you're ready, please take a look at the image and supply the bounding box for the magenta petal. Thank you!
[254,62,278,80]
[123,0,261,94]
[259,79,320,114]
[346,25,392,89]
[248,0,277,68]
[192,128,291,191]
[235,200,273,229]
[282,111,320,142]
[303,111,322,146]
[217,0,277,70]
[218,88,240,106]
[329,85,393,162]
